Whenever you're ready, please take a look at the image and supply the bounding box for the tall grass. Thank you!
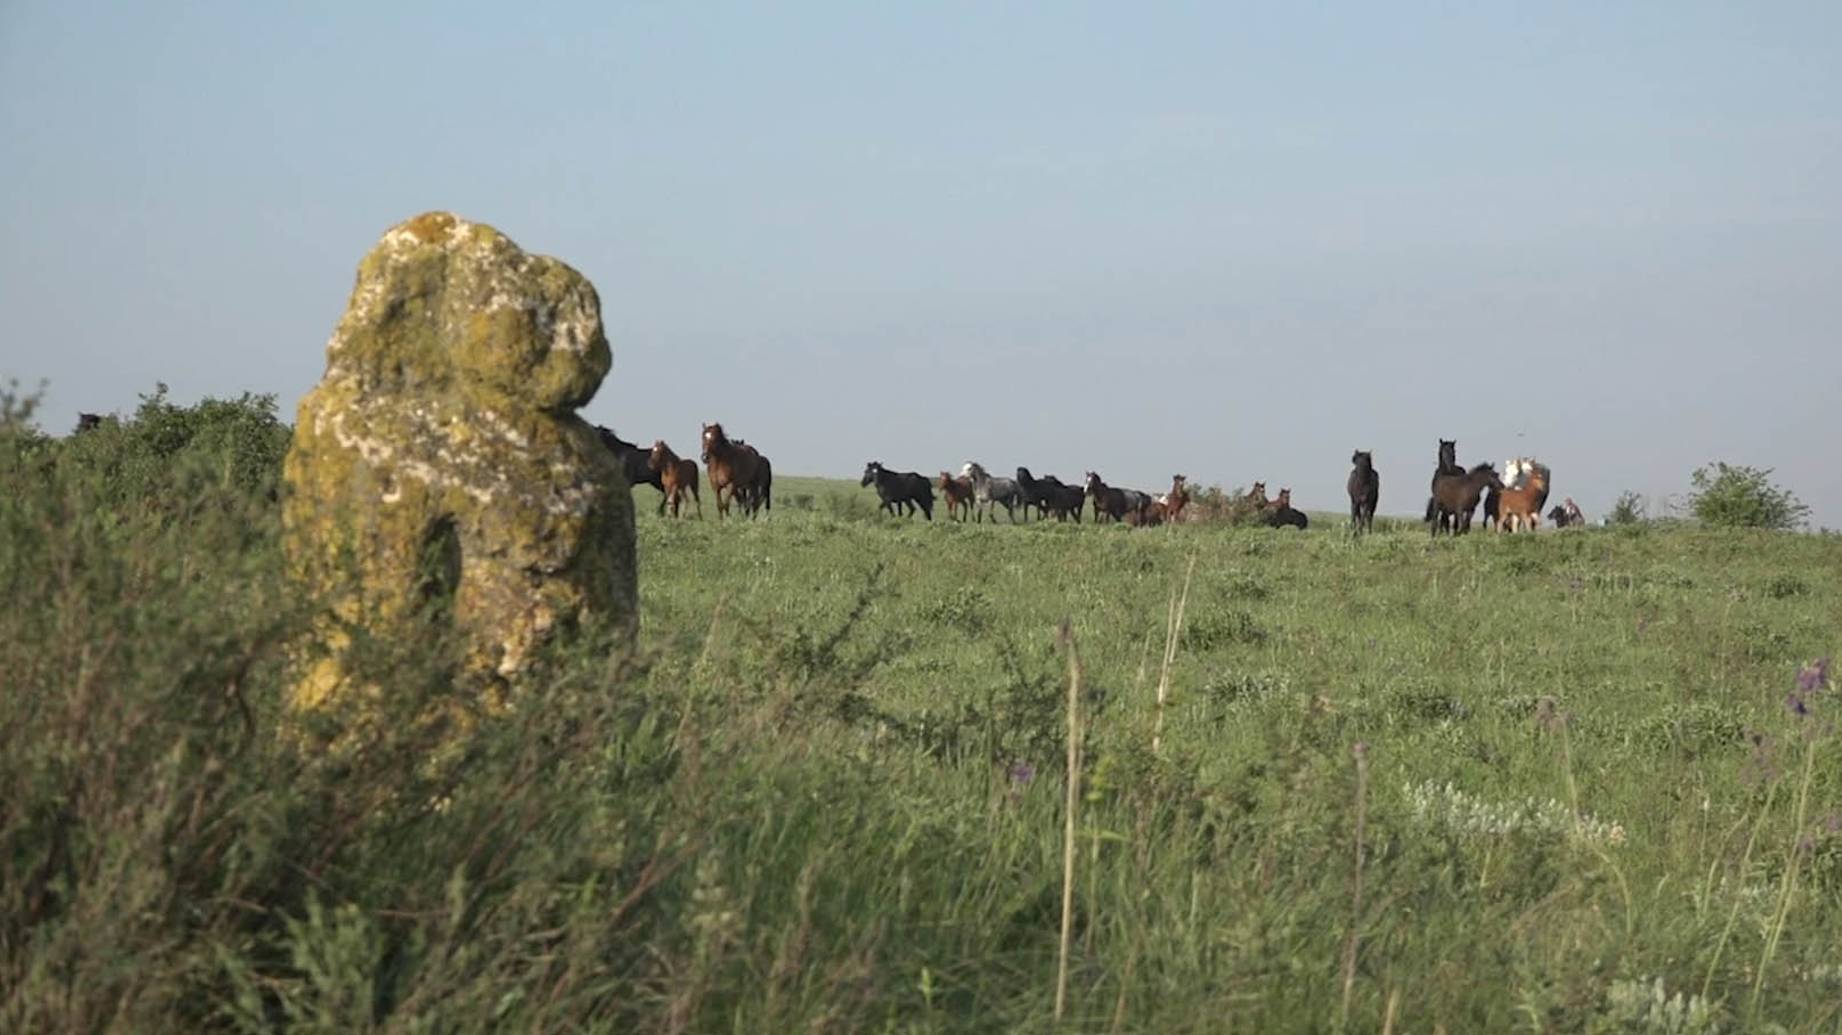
[3,392,1840,1032]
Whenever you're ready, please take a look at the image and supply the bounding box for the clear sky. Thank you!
[3,2,1838,523]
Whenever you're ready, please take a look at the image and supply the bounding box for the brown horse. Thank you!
[1347,451,1379,535]
[1248,482,1269,508]
[939,472,974,521]
[1162,474,1189,523]
[700,422,769,519]
[1429,463,1502,536]
[1496,464,1549,532]
[649,440,702,519]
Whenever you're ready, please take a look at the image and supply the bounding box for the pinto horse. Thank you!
[1495,463,1550,532]
[1347,451,1379,535]
[1429,463,1502,536]
[648,440,702,518]
[939,472,975,521]
[701,422,771,519]
[862,461,934,519]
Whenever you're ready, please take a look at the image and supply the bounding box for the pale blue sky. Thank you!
[3,2,1838,522]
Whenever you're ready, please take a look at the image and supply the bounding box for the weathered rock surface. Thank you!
[284,212,635,710]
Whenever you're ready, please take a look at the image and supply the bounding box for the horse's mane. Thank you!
[1468,462,1495,476]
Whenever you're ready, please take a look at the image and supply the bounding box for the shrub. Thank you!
[1688,462,1810,531]
[1607,490,1646,526]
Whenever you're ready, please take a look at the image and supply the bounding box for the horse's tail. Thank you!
[1423,496,1436,523]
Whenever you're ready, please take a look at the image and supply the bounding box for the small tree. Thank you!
[1607,491,1645,526]
[1688,462,1809,531]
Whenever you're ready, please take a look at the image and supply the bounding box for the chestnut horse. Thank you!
[701,422,770,519]
[939,472,974,521]
[1496,463,1549,532]
[648,440,702,519]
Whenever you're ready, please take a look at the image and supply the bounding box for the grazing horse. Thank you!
[597,425,670,514]
[1429,463,1502,536]
[961,462,1023,523]
[1495,463,1550,532]
[938,472,975,521]
[701,422,770,519]
[1347,451,1379,535]
[648,440,702,518]
[75,412,104,434]
[1265,488,1309,529]
[862,461,934,519]
[1039,476,1086,522]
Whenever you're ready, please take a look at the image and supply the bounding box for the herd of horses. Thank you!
[595,422,773,520]
[589,421,1588,536]
[867,462,1197,527]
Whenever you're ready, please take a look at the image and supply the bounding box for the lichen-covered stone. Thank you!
[284,212,635,710]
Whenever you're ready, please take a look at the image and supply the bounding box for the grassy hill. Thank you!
[6,410,1841,1032]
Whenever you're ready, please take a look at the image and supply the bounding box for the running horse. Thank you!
[701,422,771,519]
[939,471,975,521]
[648,440,703,518]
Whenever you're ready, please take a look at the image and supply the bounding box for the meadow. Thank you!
[4,395,1841,1033]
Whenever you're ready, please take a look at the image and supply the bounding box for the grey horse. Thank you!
[960,461,1024,523]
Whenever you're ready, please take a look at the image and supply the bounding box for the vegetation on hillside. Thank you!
[3,389,1839,1032]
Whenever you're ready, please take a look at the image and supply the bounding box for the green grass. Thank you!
[5,401,1842,1033]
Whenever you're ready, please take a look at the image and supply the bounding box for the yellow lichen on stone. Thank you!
[284,212,636,713]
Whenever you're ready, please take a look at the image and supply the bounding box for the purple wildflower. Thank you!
[1786,658,1830,721]
[1796,658,1831,694]
[1008,761,1035,788]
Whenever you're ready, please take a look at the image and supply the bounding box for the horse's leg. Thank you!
[692,482,703,519]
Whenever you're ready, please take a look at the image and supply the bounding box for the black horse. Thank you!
[1425,438,1463,525]
[1039,476,1086,523]
[862,461,934,519]
[1347,450,1379,535]
[596,426,668,512]
[1429,463,1502,536]
[1015,467,1056,521]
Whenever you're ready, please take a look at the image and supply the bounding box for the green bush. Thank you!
[1688,462,1810,531]
[1608,490,1646,526]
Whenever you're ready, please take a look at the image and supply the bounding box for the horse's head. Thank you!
[1249,481,1267,503]
[701,422,725,450]
[1470,462,1503,489]
[861,461,883,487]
[1083,471,1103,495]
[1352,450,1372,469]
[1276,488,1293,508]
[1015,466,1033,485]
[1438,439,1457,468]
[648,440,671,469]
